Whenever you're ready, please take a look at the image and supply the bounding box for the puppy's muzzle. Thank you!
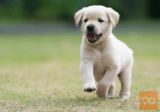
[86,25,102,43]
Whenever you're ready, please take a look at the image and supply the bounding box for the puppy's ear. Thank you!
[74,8,86,26]
[106,8,120,28]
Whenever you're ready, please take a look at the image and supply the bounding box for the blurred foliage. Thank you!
[0,0,159,22]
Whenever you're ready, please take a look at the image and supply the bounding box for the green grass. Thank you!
[0,30,160,112]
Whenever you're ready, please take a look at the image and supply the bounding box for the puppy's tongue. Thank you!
[87,33,96,41]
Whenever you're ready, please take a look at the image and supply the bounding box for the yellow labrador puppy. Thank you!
[74,5,133,100]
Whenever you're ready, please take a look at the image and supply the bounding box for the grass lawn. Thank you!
[0,26,160,111]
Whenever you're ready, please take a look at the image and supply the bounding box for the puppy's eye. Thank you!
[84,19,88,22]
[98,18,104,23]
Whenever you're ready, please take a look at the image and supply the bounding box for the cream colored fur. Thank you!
[75,5,133,100]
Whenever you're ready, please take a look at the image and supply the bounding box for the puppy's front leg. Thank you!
[80,61,96,92]
[96,68,118,97]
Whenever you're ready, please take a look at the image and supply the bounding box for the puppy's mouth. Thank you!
[86,32,102,43]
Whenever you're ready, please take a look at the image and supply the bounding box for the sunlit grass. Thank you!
[0,30,159,111]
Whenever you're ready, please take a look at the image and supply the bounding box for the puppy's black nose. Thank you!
[87,25,94,32]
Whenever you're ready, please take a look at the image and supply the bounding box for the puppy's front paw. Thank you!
[83,83,96,92]
[96,83,107,97]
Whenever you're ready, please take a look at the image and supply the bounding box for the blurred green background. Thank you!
[0,0,160,22]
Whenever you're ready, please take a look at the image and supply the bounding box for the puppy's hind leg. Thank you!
[107,80,116,98]
[119,64,133,101]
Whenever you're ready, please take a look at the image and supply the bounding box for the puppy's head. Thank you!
[74,5,119,44]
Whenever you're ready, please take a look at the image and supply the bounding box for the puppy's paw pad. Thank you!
[83,83,96,92]
[84,87,96,92]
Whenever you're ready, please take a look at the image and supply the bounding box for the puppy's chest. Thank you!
[94,50,113,65]
[93,53,111,81]
[93,50,113,72]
